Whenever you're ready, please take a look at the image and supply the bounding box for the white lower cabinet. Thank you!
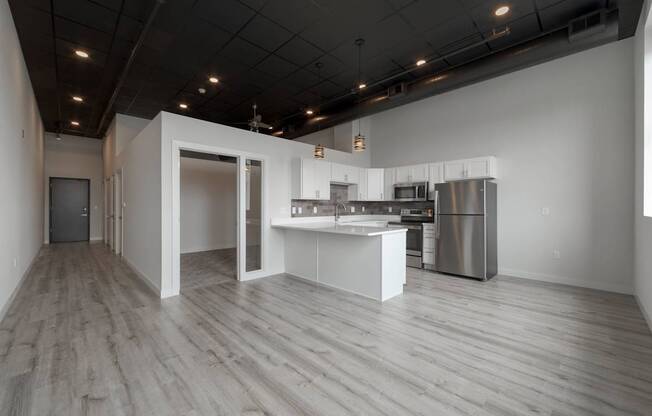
[292,158,331,200]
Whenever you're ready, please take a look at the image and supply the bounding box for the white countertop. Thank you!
[272,219,406,237]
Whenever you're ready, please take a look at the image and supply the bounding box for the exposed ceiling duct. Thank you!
[284,8,622,140]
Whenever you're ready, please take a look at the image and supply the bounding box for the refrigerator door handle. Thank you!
[435,190,440,239]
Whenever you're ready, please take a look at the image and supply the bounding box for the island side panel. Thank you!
[284,230,319,281]
[381,232,407,301]
[317,234,382,300]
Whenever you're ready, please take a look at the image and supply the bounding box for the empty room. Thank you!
[1,0,652,415]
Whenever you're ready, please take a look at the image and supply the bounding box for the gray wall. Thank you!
[634,0,652,327]
[370,40,635,294]
[0,0,45,318]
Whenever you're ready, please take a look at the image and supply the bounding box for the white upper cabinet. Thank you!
[292,158,331,200]
[428,163,444,195]
[395,164,428,183]
[384,168,396,201]
[366,168,384,201]
[331,162,359,184]
[444,156,497,181]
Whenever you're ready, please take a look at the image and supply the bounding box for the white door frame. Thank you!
[171,140,268,296]
[114,169,124,255]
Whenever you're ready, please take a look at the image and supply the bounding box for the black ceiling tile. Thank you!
[239,15,293,52]
[123,0,154,21]
[151,0,195,33]
[260,0,326,33]
[143,27,176,52]
[238,0,266,11]
[386,0,416,9]
[383,36,436,68]
[306,54,346,79]
[299,17,361,52]
[422,15,479,51]
[363,55,403,82]
[438,34,491,66]
[292,89,321,106]
[285,68,320,90]
[275,36,325,67]
[400,0,466,32]
[55,38,108,67]
[488,13,542,49]
[53,0,118,34]
[91,0,124,13]
[219,37,269,67]
[468,0,536,32]
[10,4,52,38]
[320,0,395,26]
[256,54,298,79]
[194,0,256,33]
[9,0,51,13]
[313,80,346,99]
[537,0,607,30]
[176,19,231,56]
[329,69,358,89]
[246,68,280,90]
[115,15,143,43]
[54,17,114,52]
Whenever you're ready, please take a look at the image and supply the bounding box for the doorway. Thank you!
[49,177,90,243]
[179,150,238,291]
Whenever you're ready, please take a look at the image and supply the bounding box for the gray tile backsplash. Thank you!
[291,184,433,217]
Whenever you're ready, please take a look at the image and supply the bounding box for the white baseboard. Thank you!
[0,249,40,323]
[499,267,633,295]
[636,295,652,333]
[122,257,161,297]
[90,237,103,241]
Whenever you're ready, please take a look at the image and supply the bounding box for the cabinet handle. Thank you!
[345,174,348,181]
[380,192,383,200]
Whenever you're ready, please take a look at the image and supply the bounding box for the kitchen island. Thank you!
[272,219,407,301]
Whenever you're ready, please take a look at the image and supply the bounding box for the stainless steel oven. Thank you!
[389,209,434,269]
[393,182,428,201]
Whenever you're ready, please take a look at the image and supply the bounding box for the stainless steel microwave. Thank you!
[393,182,428,201]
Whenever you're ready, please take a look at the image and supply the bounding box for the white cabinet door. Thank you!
[444,160,466,181]
[465,157,496,179]
[428,163,444,194]
[366,168,384,201]
[298,158,316,199]
[395,166,411,183]
[331,162,359,184]
[384,168,396,200]
[315,160,331,200]
[411,164,429,182]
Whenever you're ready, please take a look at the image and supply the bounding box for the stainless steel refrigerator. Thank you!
[434,180,497,280]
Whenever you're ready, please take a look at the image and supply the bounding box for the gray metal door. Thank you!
[436,215,485,279]
[436,180,485,215]
[50,178,90,243]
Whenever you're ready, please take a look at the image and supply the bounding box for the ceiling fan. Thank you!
[236,104,272,133]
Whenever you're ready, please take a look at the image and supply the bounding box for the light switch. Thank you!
[291,206,297,215]
[542,207,550,216]
[388,207,393,213]
[350,206,355,213]
[298,207,302,214]
[361,206,365,212]
[313,206,318,214]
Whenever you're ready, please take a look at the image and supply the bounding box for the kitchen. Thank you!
[273,155,498,301]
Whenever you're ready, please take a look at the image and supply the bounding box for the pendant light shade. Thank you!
[353,134,366,151]
[314,143,325,159]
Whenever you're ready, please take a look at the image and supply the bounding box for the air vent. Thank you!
[568,9,607,42]
[387,82,406,99]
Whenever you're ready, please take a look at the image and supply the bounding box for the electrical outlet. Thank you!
[313,206,318,214]
[388,207,393,213]
[542,207,550,216]
[361,206,365,212]
[298,207,302,214]
[350,206,355,213]
[291,206,296,215]
[13,258,17,268]
[553,249,561,259]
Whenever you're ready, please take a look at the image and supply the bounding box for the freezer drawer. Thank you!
[436,180,485,215]
[436,215,486,279]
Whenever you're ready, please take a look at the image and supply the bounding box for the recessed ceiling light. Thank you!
[268,126,274,130]
[56,134,62,141]
[198,88,206,94]
[272,130,283,136]
[358,83,367,90]
[494,5,510,16]
[179,103,188,109]
[416,59,427,66]
[74,50,89,58]
[70,121,80,126]
[72,96,83,102]
[209,76,219,84]
[305,109,314,115]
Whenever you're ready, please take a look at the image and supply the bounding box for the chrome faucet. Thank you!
[335,202,347,222]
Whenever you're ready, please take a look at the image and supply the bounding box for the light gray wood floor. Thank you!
[1,242,652,415]
[180,248,236,291]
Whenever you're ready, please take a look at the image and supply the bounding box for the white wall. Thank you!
[119,115,162,291]
[0,0,45,317]
[295,117,372,155]
[180,158,237,253]
[635,0,652,327]
[371,40,635,294]
[44,133,104,242]
[103,113,150,178]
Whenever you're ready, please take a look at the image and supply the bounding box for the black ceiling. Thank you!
[8,0,643,139]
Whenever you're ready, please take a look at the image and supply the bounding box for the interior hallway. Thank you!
[1,243,652,415]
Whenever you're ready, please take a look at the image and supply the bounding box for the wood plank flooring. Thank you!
[180,248,236,291]
[1,242,652,415]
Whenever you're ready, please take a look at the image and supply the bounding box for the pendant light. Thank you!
[354,119,366,152]
[313,61,326,159]
[355,39,366,91]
